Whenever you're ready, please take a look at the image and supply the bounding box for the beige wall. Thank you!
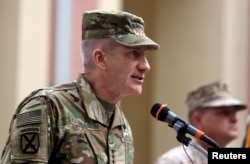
[0,0,51,154]
[15,0,51,104]
[0,0,249,164]
[0,0,18,154]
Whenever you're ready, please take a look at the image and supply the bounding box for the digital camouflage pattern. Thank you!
[186,80,247,113]
[0,74,134,164]
[82,10,160,50]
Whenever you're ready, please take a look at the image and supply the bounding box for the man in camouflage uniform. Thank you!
[0,10,159,163]
[154,80,247,164]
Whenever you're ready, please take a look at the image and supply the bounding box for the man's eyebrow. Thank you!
[124,46,147,52]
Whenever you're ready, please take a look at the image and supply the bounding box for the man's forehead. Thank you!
[203,106,240,113]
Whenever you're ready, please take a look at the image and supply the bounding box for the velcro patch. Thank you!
[17,109,42,126]
[21,132,40,154]
[20,127,40,134]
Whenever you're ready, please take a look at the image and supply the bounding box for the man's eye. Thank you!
[131,51,140,58]
[219,111,234,117]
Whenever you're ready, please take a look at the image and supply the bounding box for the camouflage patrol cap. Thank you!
[186,80,247,112]
[82,9,160,50]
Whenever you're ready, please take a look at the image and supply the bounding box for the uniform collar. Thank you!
[75,73,125,128]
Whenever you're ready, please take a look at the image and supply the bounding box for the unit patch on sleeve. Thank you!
[20,128,40,154]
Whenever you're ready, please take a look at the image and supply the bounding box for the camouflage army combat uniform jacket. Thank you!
[0,73,134,164]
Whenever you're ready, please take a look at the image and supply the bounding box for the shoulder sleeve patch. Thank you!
[10,102,49,162]
[20,127,40,154]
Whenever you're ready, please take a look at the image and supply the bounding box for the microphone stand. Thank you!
[176,132,208,157]
[173,120,209,157]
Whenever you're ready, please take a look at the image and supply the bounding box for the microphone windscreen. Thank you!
[151,103,169,122]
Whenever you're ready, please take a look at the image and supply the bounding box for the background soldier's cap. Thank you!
[82,9,160,50]
[186,80,247,112]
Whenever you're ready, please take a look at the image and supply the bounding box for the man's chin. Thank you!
[229,132,239,139]
[130,87,143,95]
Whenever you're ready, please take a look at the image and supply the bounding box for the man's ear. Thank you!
[93,49,106,69]
[190,111,202,127]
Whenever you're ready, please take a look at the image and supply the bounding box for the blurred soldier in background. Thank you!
[155,80,247,164]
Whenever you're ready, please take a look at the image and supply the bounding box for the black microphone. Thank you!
[151,103,220,148]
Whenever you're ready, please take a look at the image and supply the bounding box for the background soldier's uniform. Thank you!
[154,140,207,164]
[1,74,134,163]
